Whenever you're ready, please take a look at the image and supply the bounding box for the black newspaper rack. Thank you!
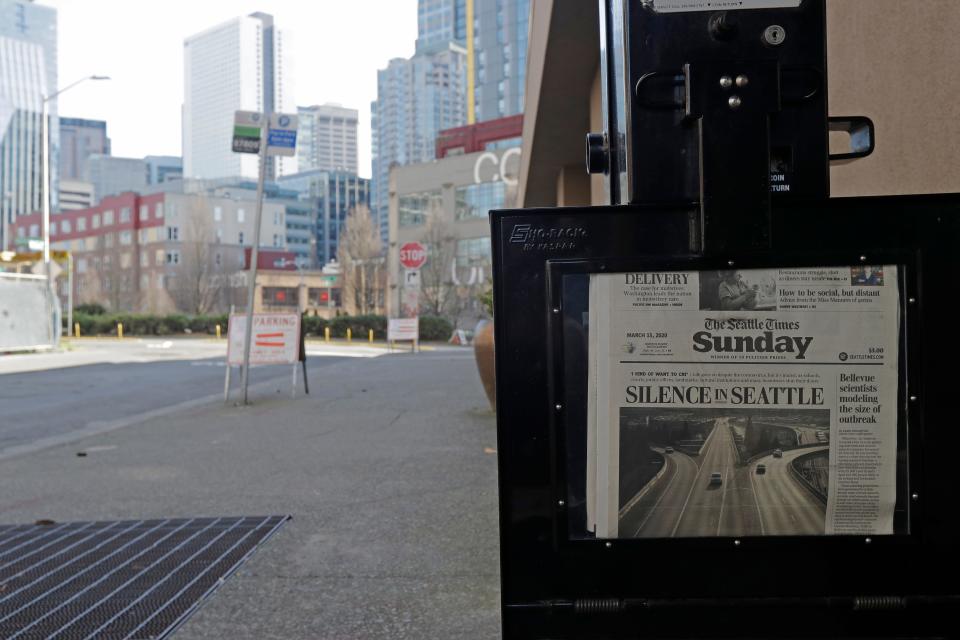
[491,2,960,638]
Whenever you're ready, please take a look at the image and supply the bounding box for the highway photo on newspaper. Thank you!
[616,407,829,538]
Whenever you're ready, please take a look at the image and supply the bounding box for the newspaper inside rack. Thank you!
[586,266,901,538]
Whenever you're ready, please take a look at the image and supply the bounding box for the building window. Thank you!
[216,228,223,243]
[237,208,245,223]
[121,252,132,269]
[61,220,72,234]
[120,207,132,223]
[263,286,299,307]
[398,190,442,227]
[214,206,222,221]
[140,251,149,267]
[238,231,245,245]
[455,182,507,220]
[120,230,133,245]
[77,258,87,273]
[155,202,164,219]
[155,249,165,266]
[273,234,281,247]
[274,211,282,225]
[103,210,114,226]
[92,214,101,229]
[140,205,149,221]
[455,236,492,268]
[77,217,87,232]
[167,226,179,241]
[166,251,180,265]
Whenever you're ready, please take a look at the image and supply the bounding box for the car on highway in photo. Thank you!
[664,446,674,453]
[773,449,783,458]
[756,464,767,475]
[709,472,723,486]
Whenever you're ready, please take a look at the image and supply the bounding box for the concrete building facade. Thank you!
[183,12,294,182]
[387,144,519,326]
[297,104,358,174]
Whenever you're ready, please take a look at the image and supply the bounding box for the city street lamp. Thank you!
[42,74,109,337]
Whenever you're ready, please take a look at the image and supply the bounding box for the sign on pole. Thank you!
[266,113,298,156]
[228,313,301,366]
[232,110,264,154]
[399,242,427,270]
[403,269,421,289]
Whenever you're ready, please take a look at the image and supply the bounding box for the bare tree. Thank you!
[418,210,459,318]
[172,197,225,314]
[338,204,383,315]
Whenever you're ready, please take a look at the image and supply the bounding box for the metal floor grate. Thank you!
[0,516,289,639]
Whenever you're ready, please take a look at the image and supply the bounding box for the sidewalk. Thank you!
[0,349,500,639]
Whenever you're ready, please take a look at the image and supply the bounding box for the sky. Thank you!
[45,0,419,179]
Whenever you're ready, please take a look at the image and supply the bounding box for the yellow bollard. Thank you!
[74,322,80,338]
[368,329,374,343]
[324,326,330,343]
[117,323,123,339]
[215,324,222,339]
[347,328,352,343]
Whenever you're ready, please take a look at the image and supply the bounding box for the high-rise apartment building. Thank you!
[183,12,293,182]
[472,0,529,121]
[371,41,467,239]
[0,0,57,250]
[297,104,358,174]
[415,0,530,121]
[417,0,467,51]
[59,117,110,180]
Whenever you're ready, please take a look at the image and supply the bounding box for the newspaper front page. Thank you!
[586,266,900,539]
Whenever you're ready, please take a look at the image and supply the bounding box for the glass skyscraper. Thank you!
[0,0,58,250]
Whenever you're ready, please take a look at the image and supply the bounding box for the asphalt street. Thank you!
[0,339,365,457]
[619,419,826,538]
[750,446,828,535]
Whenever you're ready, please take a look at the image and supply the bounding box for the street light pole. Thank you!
[41,74,109,340]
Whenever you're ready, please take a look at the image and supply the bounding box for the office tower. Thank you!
[0,0,57,249]
[471,0,530,121]
[417,0,467,51]
[83,155,147,202]
[59,117,110,181]
[297,104,358,174]
[183,12,293,182]
[144,155,183,185]
[278,169,370,266]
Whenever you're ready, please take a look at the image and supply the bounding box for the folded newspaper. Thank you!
[586,266,900,538]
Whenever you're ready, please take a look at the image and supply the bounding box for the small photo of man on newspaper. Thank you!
[616,407,829,539]
[851,265,884,286]
[699,269,778,311]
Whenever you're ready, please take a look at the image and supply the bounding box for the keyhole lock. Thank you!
[763,25,786,46]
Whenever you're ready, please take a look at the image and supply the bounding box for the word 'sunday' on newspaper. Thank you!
[586,266,900,539]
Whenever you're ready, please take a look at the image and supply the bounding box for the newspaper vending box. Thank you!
[491,2,960,639]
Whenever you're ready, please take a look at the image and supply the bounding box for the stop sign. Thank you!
[399,242,427,269]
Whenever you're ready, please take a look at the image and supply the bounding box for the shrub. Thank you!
[329,314,386,339]
[302,314,329,336]
[75,303,107,316]
[418,315,454,341]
